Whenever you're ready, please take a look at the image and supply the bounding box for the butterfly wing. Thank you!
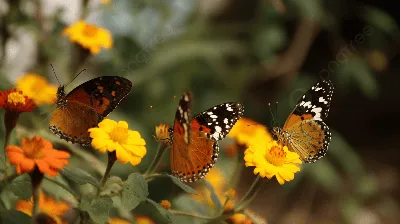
[192,102,244,141]
[170,92,244,182]
[49,76,132,146]
[50,102,101,146]
[65,76,132,117]
[282,79,334,163]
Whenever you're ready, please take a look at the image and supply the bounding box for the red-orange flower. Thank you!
[6,136,70,176]
[0,88,35,112]
[16,193,69,224]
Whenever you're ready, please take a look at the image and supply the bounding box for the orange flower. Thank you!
[108,218,131,224]
[6,136,70,176]
[159,200,171,209]
[16,193,69,224]
[0,88,35,113]
[134,216,155,224]
[228,118,272,147]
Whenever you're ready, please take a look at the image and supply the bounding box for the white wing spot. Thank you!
[210,115,218,119]
[223,118,228,124]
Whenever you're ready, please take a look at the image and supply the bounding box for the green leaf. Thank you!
[146,198,178,223]
[1,210,32,223]
[166,174,197,194]
[121,173,148,211]
[60,166,100,188]
[362,6,399,35]
[100,176,123,197]
[8,180,32,200]
[202,179,222,211]
[304,159,342,193]
[87,196,113,224]
[79,196,92,211]
[244,209,267,224]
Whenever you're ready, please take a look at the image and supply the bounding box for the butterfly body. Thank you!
[272,79,334,163]
[170,91,244,182]
[49,76,132,146]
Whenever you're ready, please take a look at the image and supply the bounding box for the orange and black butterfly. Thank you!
[272,79,334,163]
[169,91,244,182]
[49,76,132,146]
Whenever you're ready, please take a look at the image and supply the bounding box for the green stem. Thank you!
[144,143,168,176]
[31,186,40,223]
[170,210,215,220]
[97,151,117,196]
[234,175,265,211]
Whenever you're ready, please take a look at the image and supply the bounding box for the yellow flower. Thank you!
[159,200,171,209]
[63,20,112,55]
[16,73,57,105]
[226,210,267,224]
[16,193,69,224]
[108,218,131,224]
[101,0,111,4]
[244,140,302,185]
[155,123,171,144]
[89,119,146,166]
[228,118,272,147]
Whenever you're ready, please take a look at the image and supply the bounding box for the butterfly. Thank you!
[169,91,244,182]
[272,79,334,163]
[49,76,132,146]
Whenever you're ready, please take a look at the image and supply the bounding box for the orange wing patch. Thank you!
[284,119,328,162]
[191,119,212,134]
[49,101,101,146]
[170,131,217,182]
[283,113,314,129]
[66,88,111,116]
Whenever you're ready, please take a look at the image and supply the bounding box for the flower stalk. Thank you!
[98,151,117,196]
[144,143,169,177]
[234,176,265,211]
[29,167,44,223]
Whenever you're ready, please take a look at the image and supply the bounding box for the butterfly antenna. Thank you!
[65,69,87,88]
[268,102,277,127]
[275,101,279,126]
[50,64,61,86]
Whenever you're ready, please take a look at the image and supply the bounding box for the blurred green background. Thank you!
[1,0,399,223]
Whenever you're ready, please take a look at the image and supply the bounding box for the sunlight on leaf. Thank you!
[100,176,123,197]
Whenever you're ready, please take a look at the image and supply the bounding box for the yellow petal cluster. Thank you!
[244,140,302,185]
[89,119,146,166]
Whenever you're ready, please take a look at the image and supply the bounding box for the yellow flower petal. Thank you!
[90,119,147,166]
[243,139,302,185]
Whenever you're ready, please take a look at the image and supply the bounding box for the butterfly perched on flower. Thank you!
[49,76,132,146]
[272,79,334,163]
[169,91,244,182]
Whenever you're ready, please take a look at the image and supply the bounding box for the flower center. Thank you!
[265,145,286,166]
[24,142,45,159]
[7,92,26,105]
[83,24,98,37]
[110,127,129,144]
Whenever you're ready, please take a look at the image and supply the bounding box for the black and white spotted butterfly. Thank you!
[272,79,334,163]
[169,91,244,182]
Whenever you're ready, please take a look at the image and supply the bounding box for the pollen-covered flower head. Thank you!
[244,140,302,185]
[0,88,36,113]
[6,136,70,176]
[155,123,171,144]
[228,118,272,147]
[89,119,146,166]
[16,193,69,224]
[16,73,57,106]
[63,20,112,55]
